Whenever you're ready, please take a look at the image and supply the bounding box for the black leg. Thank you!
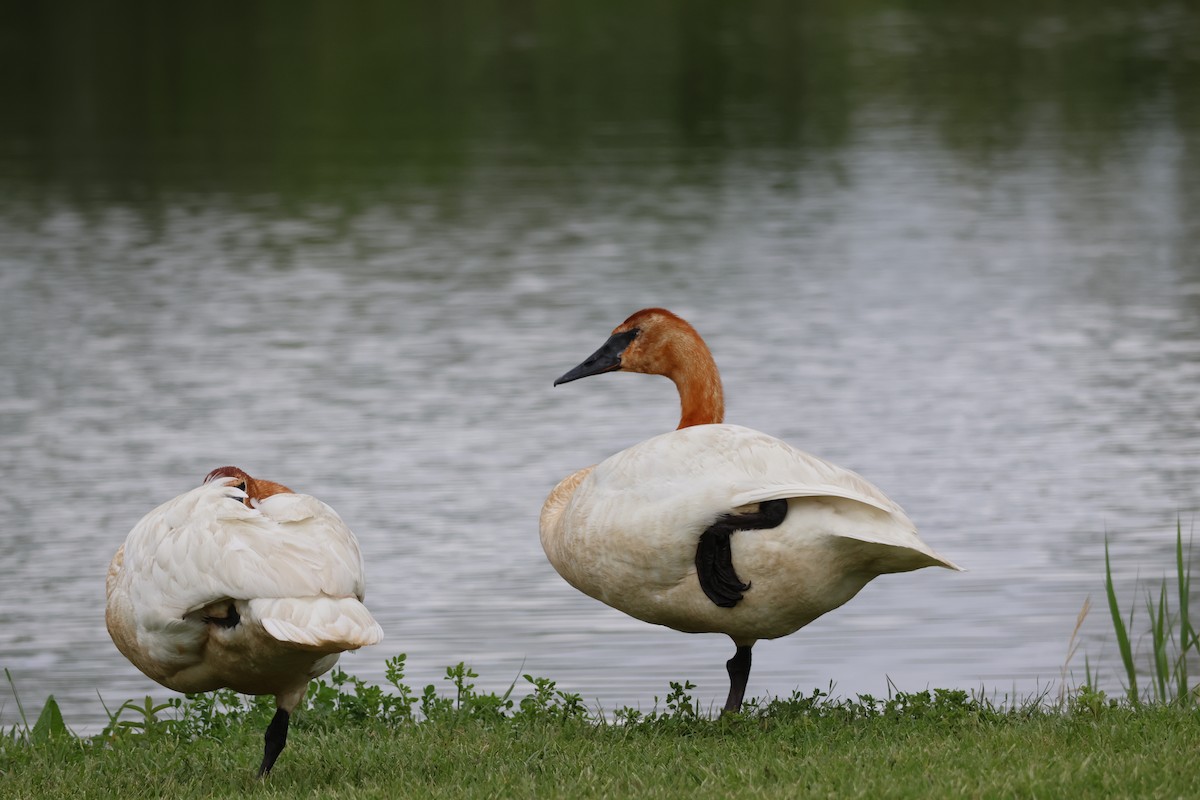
[723,645,753,713]
[257,708,290,777]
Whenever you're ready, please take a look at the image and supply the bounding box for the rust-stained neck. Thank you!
[614,308,725,429]
[204,466,293,505]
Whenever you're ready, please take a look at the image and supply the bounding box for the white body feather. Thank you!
[106,478,383,699]
[541,424,960,646]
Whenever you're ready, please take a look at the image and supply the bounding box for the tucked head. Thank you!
[204,466,293,506]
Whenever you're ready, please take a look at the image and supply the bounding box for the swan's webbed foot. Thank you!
[696,499,788,607]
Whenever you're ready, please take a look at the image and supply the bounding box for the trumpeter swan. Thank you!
[540,308,959,712]
[106,466,383,775]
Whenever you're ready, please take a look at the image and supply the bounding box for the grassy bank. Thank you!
[3,664,1200,799]
[5,525,1199,799]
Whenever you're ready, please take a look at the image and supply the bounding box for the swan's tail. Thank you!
[250,597,384,652]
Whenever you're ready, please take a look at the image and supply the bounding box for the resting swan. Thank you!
[540,308,960,712]
[105,467,383,775]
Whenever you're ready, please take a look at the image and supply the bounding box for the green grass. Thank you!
[1104,522,1199,706]
[4,525,1199,799]
[4,674,1200,799]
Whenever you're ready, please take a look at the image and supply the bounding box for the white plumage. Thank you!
[106,468,382,775]
[542,308,960,712]
[544,424,958,643]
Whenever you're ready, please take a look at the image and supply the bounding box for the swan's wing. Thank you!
[729,484,894,514]
[581,424,960,569]
[121,480,371,621]
[590,424,904,513]
[730,480,960,568]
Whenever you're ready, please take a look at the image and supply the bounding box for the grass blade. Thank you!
[1104,537,1139,704]
[1175,521,1193,703]
[4,668,31,735]
[1059,596,1091,706]
[1148,584,1168,703]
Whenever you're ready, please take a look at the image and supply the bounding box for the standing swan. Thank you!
[106,467,383,775]
[540,308,960,712]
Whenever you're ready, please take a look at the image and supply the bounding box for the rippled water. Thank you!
[2,3,1199,729]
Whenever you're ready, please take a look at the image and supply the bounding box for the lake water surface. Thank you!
[2,2,1199,728]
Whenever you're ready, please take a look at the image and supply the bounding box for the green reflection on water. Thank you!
[1,0,1197,200]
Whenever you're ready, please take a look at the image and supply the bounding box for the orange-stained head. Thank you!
[553,308,724,428]
[204,466,293,507]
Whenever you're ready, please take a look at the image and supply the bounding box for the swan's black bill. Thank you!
[553,328,640,386]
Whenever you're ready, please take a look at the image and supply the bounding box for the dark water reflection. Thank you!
[1,2,1199,727]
